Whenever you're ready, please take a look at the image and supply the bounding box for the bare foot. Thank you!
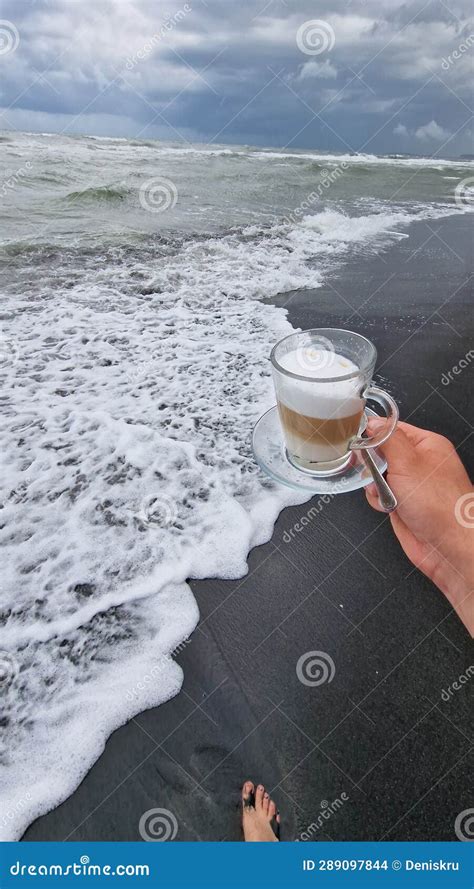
[241,781,280,841]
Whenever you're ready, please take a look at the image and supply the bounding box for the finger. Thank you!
[365,484,389,512]
[365,421,417,470]
[366,418,426,449]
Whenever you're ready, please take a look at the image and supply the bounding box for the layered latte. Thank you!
[275,348,364,466]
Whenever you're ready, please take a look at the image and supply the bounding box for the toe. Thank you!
[262,791,270,815]
[242,781,254,803]
[268,799,277,821]
[255,784,265,810]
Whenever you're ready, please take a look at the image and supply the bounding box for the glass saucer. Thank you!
[252,406,387,494]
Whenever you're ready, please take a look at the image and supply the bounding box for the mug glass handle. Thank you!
[350,386,399,450]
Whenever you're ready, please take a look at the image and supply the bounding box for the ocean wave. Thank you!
[250,149,474,169]
[133,144,238,157]
[7,132,474,170]
[64,184,130,203]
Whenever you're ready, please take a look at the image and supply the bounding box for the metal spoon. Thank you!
[361,448,398,513]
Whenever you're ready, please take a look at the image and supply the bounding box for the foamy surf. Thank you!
[251,149,474,169]
[0,132,469,839]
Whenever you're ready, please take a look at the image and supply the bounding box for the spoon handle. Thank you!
[361,449,398,513]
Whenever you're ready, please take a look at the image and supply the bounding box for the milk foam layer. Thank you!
[276,349,363,420]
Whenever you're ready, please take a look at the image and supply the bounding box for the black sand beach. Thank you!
[23,214,473,842]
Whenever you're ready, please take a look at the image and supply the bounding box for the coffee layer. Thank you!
[277,400,363,462]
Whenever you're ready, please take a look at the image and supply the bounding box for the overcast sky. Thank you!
[0,0,472,155]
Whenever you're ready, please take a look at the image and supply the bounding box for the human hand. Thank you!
[365,421,474,635]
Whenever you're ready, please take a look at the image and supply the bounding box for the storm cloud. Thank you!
[0,0,472,155]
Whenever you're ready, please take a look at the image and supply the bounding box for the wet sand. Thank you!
[23,213,473,842]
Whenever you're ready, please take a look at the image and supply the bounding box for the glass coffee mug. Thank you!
[271,328,398,476]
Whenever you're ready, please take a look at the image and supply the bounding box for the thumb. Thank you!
[366,419,416,470]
